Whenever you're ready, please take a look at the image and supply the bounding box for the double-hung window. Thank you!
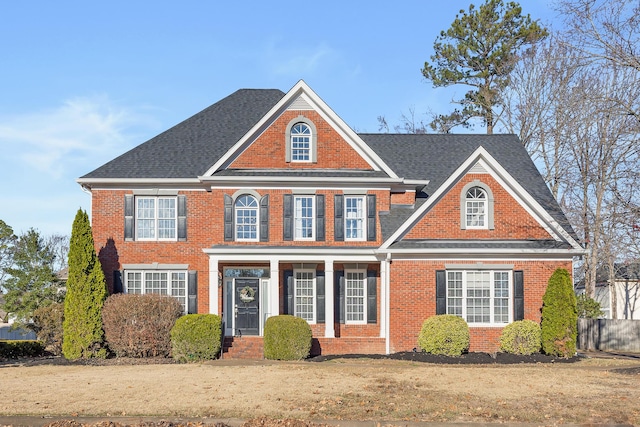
[345,196,365,240]
[235,195,258,241]
[465,186,487,229]
[294,270,315,323]
[125,270,187,313]
[446,270,511,325]
[290,123,311,162]
[294,196,314,240]
[345,270,366,324]
[136,197,177,241]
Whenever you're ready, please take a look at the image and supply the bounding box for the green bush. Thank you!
[541,268,578,357]
[577,294,604,319]
[102,294,183,358]
[32,302,64,356]
[0,340,45,358]
[418,314,470,356]
[263,315,312,360]
[171,314,222,362]
[499,320,541,355]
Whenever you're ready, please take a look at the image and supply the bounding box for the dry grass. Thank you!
[0,357,638,425]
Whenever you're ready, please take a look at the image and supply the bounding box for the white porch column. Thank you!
[209,257,219,315]
[324,258,335,338]
[269,258,280,320]
[380,258,388,339]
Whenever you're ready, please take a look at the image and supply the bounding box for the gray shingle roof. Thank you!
[80,88,578,245]
[361,134,578,242]
[81,89,285,179]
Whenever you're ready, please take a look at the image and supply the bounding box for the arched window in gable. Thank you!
[285,117,318,163]
[460,181,494,230]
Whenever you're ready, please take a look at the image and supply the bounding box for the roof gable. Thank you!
[204,80,398,178]
[379,145,582,251]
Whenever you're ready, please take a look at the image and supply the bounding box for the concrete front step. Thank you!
[222,336,264,359]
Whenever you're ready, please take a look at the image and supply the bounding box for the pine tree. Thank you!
[62,209,108,359]
[422,0,548,134]
[540,268,578,357]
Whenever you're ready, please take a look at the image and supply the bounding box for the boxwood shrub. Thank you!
[499,319,541,355]
[171,314,222,362]
[0,340,45,358]
[418,314,470,356]
[263,315,312,360]
[102,293,183,358]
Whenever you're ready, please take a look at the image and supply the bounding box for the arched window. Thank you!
[235,195,258,240]
[460,181,494,230]
[465,186,487,228]
[290,123,311,161]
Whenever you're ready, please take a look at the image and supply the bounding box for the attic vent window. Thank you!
[291,123,311,161]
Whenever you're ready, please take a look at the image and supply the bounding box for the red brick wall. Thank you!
[406,173,552,240]
[388,259,573,353]
[390,191,415,205]
[230,110,372,170]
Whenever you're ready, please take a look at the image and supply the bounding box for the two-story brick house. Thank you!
[78,80,584,357]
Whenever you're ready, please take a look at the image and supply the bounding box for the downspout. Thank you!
[385,252,391,355]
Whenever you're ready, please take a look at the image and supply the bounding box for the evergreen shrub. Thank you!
[263,315,312,360]
[541,268,578,357]
[0,340,45,358]
[171,314,222,362]
[418,314,469,356]
[576,294,603,319]
[33,302,64,355]
[499,319,541,355]
[102,294,182,358]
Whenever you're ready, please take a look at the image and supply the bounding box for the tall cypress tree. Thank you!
[540,268,578,357]
[62,209,108,359]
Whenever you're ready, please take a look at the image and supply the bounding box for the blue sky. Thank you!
[0,0,559,237]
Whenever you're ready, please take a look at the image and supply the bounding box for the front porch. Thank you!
[204,249,390,357]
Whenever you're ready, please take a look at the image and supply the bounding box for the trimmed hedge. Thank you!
[33,302,64,356]
[263,315,312,360]
[499,320,541,355]
[418,314,470,356]
[0,340,45,358]
[102,294,183,358]
[171,314,222,362]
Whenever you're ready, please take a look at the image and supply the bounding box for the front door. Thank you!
[234,278,260,336]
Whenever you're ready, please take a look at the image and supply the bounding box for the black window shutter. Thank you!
[283,270,294,315]
[283,194,293,241]
[124,194,134,241]
[177,195,187,241]
[113,270,123,294]
[316,270,325,323]
[436,270,446,315]
[224,194,233,241]
[514,270,524,321]
[367,270,377,324]
[187,270,198,314]
[366,194,376,241]
[335,270,345,323]
[260,194,269,242]
[316,194,325,241]
[334,195,344,241]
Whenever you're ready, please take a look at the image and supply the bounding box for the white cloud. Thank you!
[0,95,156,179]
[264,39,337,76]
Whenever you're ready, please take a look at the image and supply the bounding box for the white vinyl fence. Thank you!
[577,318,640,352]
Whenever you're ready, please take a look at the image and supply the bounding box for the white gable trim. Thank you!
[380,146,583,251]
[203,80,398,178]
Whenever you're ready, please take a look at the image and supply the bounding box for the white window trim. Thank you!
[285,117,318,163]
[345,269,367,325]
[135,196,178,242]
[344,195,366,241]
[294,268,316,324]
[294,195,315,241]
[124,269,187,313]
[460,181,494,230]
[234,194,259,242]
[446,269,512,326]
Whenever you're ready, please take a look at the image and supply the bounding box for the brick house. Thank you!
[78,80,584,357]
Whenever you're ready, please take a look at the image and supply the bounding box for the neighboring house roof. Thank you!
[595,263,640,283]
